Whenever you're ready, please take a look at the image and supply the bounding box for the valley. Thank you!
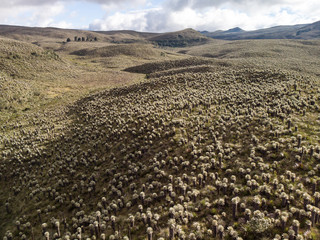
[1,25,320,240]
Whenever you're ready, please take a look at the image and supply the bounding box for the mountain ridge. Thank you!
[202,21,320,40]
[0,20,320,48]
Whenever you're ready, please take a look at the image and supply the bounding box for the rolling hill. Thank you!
[0,25,213,52]
[0,36,69,78]
[148,28,212,47]
[1,23,320,240]
[203,21,320,40]
[1,21,320,49]
[2,53,320,239]
[71,44,165,59]
[0,25,154,50]
[179,39,320,78]
[97,30,157,43]
[0,25,110,45]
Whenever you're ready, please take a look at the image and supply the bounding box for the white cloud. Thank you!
[49,21,74,29]
[100,0,146,10]
[0,0,320,32]
[27,3,65,27]
[0,6,29,24]
[0,0,147,29]
[89,0,320,32]
[90,10,148,31]
[165,0,286,12]
[0,0,145,8]
[0,1,74,28]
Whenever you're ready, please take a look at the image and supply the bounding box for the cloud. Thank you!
[0,1,72,28]
[1,0,320,32]
[89,8,181,32]
[90,10,148,31]
[164,0,286,11]
[27,3,65,27]
[88,0,320,32]
[1,0,145,8]
[0,0,147,29]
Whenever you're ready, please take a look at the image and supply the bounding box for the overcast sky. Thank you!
[0,0,319,32]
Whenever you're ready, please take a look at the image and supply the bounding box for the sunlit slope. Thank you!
[71,44,165,59]
[2,63,320,239]
[181,39,320,77]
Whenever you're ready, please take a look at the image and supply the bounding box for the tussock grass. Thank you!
[1,31,320,239]
[181,39,320,77]
[71,44,164,59]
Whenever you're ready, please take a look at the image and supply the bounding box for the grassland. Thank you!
[178,39,320,77]
[1,26,320,240]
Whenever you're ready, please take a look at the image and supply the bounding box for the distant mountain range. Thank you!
[0,25,211,48]
[0,20,319,49]
[201,20,320,40]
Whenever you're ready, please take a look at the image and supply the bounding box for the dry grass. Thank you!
[71,43,164,58]
[0,34,185,126]
[2,29,320,239]
[149,28,212,47]
[181,39,320,77]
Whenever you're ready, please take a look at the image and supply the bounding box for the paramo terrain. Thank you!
[1,25,320,240]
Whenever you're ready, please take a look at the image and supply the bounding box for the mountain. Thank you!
[148,28,211,47]
[71,43,165,59]
[97,30,157,43]
[0,25,211,49]
[2,21,320,240]
[202,21,320,40]
[0,25,157,49]
[0,25,110,43]
[224,27,245,33]
[1,21,320,46]
[295,21,320,39]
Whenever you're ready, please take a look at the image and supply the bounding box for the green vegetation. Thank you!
[149,28,211,47]
[71,44,165,59]
[1,25,320,240]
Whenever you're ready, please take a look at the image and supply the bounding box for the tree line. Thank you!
[66,36,98,42]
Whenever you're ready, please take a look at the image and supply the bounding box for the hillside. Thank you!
[1,24,320,240]
[0,37,75,113]
[295,21,320,39]
[0,25,214,54]
[0,36,172,123]
[0,25,152,50]
[0,25,112,47]
[97,30,156,43]
[203,21,320,40]
[2,59,320,239]
[149,28,211,47]
[71,44,165,59]
[178,39,320,78]
[1,21,320,48]
[0,37,70,79]
[124,57,215,75]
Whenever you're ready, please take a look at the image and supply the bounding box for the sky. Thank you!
[0,0,320,32]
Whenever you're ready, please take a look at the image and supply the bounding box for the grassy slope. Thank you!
[0,25,122,43]
[0,35,183,113]
[149,28,212,47]
[0,37,76,120]
[179,39,320,77]
[71,44,165,59]
[2,64,320,239]
[0,35,186,238]
[1,30,320,239]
